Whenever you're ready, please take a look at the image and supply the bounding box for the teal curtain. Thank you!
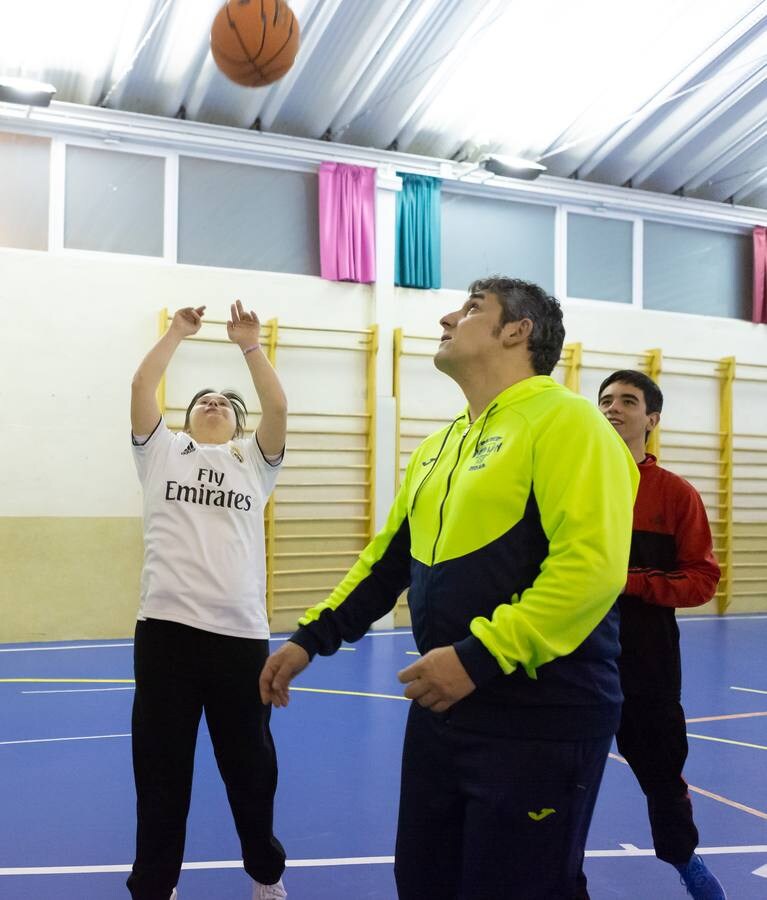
[395,173,441,289]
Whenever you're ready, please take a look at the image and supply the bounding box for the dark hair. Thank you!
[468,276,565,375]
[184,388,248,439]
[598,370,663,415]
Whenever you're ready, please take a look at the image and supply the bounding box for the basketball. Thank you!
[210,0,300,88]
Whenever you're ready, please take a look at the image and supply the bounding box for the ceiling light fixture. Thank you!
[0,77,56,107]
[480,154,547,181]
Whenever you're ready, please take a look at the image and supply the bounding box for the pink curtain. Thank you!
[319,162,376,283]
[753,226,767,324]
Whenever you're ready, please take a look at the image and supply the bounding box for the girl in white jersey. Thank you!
[128,302,288,900]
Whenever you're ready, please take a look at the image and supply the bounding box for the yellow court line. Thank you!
[687,732,767,752]
[292,687,407,701]
[608,753,767,821]
[405,651,420,656]
[686,711,767,723]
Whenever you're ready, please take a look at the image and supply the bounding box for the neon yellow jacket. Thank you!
[291,376,639,738]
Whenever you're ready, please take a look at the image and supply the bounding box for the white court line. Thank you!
[272,631,411,641]
[22,687,135,695]
[0,733,130,747]
[0,630,412,653]
[679,615,767,622]
[3,846,767,875]
[687,732,767,751]
[0,643,133,653]
[732,686,767,696]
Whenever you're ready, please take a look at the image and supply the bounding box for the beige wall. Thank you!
[0,518,143,642]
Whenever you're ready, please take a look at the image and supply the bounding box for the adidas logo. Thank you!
[181,441,196,455]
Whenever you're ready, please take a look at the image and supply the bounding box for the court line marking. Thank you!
[2,679,408,702]
[4,845,767,875]
[0,644,133,653]
[687,733,767,752]
[686,711,767,723]
[23,687,136,694]
[731,686,767,696]
[0,631,413,655]
[609,752,767,820]
[0,733,131,747]
[678,615,767,622]
[0,679,134,684]
[272,631,411,642]
[292,687,406,701]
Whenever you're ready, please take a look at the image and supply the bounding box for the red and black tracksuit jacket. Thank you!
[618,455,721,700]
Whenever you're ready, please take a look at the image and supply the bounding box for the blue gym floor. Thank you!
[1,617,766,899]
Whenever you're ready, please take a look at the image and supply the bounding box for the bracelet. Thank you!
[242,344,261,356]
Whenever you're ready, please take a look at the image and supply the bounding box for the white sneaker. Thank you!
[252,877,286,899]
[169,890,178,900]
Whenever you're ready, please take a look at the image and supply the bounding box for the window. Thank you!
[567,213,633,303]
[644,222,751,319]
[178,157,320,275]
[64,146,164,256]
[442,193,555,293]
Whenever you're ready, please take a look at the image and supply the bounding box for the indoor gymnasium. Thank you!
[1,2,766,899]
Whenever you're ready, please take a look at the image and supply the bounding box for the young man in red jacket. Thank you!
[592,370,726,900]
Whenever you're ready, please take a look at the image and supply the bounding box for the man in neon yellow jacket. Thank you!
[261,277,638,900]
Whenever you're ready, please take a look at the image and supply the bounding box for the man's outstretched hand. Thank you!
[259,642,310,707]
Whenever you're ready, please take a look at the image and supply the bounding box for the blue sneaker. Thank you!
[674,854,726,899]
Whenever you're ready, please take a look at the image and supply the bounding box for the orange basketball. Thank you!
[210,0,300,88]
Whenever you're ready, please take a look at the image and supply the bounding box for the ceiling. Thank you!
[4,0,767,209]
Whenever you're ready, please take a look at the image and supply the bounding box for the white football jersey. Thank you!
[132,420,282,639]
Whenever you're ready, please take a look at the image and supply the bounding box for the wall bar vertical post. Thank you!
[718,356,735,614]
[264,318,279,622]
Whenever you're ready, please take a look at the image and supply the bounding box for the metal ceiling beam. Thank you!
[732,155,767,202]
[632,61,767,190]
[255,0,341,131]
[103,0,220,118]
[687,131,767,201]
[329,0,439,141]
[390,0,508,154]
[336,0,482,148]
[575,1,767,181]
[684,110,767,193]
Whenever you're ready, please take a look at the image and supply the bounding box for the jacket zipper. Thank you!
[430,428,470,565]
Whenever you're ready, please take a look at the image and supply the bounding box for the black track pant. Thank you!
[617,696,698,864]
[394,702,612,900]
[127,619,285,900]
[576,697,698,899]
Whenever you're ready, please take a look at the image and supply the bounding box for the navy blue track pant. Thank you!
[394,702,611,900]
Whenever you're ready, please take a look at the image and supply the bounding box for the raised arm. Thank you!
[131,306,205,436]
[227,300,287,458]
